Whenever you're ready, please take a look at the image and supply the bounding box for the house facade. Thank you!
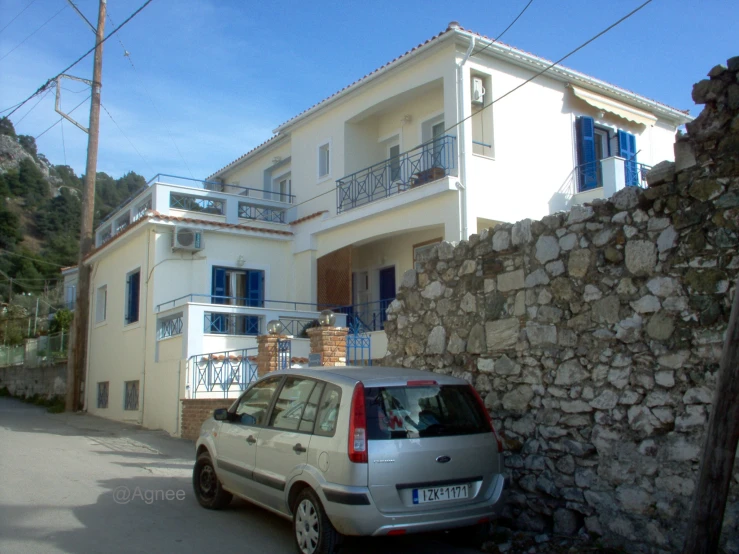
[78,23,691,435]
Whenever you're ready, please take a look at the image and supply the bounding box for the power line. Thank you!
[65,0,95,32]
[1,0,156,119]
[441,0,655,136]
[280,0,656,215]
[107,8,195,178]
[0,0,40,34]
[101,102,154,173]
[35,94,89,139]
[14,88,51,126]
[0,4,68,63]
[470,0,534,58]
[0,249,71,268]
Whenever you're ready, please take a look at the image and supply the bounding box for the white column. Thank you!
[601,156,626,198]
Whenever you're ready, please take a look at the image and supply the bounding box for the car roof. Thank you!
[280,366,468,388]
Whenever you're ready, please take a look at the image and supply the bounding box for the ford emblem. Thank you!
[436,455,451,463]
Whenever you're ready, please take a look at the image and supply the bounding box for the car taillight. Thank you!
[406,380,438,386]
[348,382,367,463]
[468,385,503,453]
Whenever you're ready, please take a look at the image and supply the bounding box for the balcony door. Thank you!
[211,267,264,334]
[378,266,396,329]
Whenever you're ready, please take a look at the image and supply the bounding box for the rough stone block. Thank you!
[485,318,520,351]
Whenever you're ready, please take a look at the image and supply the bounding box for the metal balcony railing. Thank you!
[336,135,456,214]
[188,347,259,398]
[576,160,651,193]
[335,298,394,333]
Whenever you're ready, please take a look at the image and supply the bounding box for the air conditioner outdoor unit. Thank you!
[172,226,204,251]
[472,77,485,105]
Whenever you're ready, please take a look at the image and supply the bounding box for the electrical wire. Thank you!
[107,9,195,178]
[0,4,68,63]
[0,248,70,267]
[14,88,50,126]
[470,0,534,58]
[35,94,89,139]
[100,102,154,173]
[0,0,40,34]
[280,0,657,214]
[1,0,156,119]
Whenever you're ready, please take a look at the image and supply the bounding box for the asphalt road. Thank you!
[0,397,481,554]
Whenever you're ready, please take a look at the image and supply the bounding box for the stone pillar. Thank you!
[306,327,348,367]
[256,334,288,377]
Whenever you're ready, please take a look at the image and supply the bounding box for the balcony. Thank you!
[155,294,348,363]
[95,174,296,246]
[336,135,456,214]
[550,156,651,214]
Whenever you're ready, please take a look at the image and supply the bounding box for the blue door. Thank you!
[378,267,396,329]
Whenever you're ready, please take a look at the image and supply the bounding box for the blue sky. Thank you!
[0,0,735,181]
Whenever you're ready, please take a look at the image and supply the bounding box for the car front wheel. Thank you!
[193,452,232,509]
[293,488,340,554]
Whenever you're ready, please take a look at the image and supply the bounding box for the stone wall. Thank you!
[384,59,739,554]
[0,363,66,399]
[181,399,231,441]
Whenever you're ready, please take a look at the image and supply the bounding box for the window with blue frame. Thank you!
[125,269,141,325]
[576,116,637,191]
[209,267,264,335]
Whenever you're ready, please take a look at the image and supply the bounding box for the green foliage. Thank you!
[0,199,21,249]
[18,135,38,160]
[49,309,73,333]
[52,165,82,189]
[0,117,16,139]
[5,158,47,207]
[95,171,146,221]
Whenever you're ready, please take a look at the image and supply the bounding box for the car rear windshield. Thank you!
[364,385,489,440]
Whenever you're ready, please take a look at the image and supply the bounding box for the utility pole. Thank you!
[66,0,106,412]
[682,278,739,554]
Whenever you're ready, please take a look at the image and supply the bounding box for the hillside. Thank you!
[0,116,147,298]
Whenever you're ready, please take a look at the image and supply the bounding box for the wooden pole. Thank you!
[66,0,106,412]
[682,278,739,553]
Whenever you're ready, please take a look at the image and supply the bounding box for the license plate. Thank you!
[412,484,469,504]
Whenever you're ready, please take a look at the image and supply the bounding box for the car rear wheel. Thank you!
[193,452,232,509]
[293,489,340,554]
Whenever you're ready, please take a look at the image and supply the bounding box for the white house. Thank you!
[78,22,691,435]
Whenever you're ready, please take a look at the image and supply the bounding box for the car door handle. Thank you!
[293,443,307,454]
[246,435,257,445]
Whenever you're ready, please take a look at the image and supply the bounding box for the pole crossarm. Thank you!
[54,75,94,134]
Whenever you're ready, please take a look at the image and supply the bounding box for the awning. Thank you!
[570,85,657,127]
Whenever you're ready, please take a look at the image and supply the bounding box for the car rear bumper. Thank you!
[321,473,506,536]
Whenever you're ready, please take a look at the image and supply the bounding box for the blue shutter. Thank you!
[247,270,264,308]
[212,267,227,304]
[210,267,227,333]
[576,117,598,191]
[126,271,140,324]
[618,130,638,187]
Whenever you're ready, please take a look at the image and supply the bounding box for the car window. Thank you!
[299,381,325,433]
[232,376,281,426]
[269,377,317,431]
[364,385,488,440]
[314,385,341,437]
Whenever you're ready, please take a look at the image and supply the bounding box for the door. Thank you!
[253,376,322,511]
[353,271,369,329]
[215,376,282,496]
[378,267,396,329]
[431,121,445,167]
[388,142,401,187]
[317,246,352,309]
[618,130,638,186]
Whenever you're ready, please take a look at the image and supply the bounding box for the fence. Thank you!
[187,348,259,398]
[0,331,69,369]
[0,345,24,368]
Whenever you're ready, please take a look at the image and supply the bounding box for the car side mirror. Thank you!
[214,408,229,421]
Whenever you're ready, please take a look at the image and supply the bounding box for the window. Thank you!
[269,377,319,431]
[124,380,139,411]
[389,144,401,182]
[97,381,109,409]
[298,381,325,433]
[65,285,76,310]
[95,285,107,323]
[315,385,342,437]
[318,142,331,178]
[576,116,637,191]
[232,377,282,426]
[471,73,493,157]
[364,385,489,440]
[212,267,264,307]
[272,173,291,202]
[125,270,141,325]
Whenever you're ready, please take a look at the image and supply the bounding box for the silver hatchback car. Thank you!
[193,366,506,554]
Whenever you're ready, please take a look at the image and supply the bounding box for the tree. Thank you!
[0,200,22,249]
[49,309,73,333]
[18,135,38,161]
[0,117,16,139]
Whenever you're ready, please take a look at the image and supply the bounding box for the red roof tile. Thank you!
[290,210,328,225]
